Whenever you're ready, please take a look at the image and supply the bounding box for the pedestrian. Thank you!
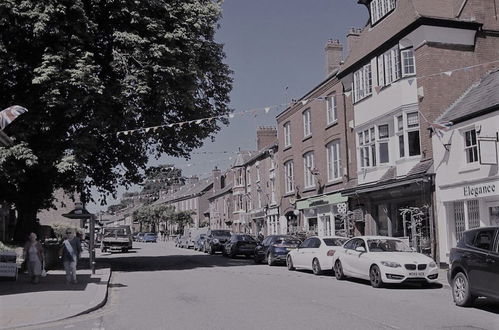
[23,232,45,284]
[59,229,82,284]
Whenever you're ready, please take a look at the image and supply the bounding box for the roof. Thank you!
[232,151,256,167]
[338,0,482,76]
[209,182,233,200]
[153,177,213,205]
[438,69,499,123]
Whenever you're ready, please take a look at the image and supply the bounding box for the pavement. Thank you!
[0,258,111,330]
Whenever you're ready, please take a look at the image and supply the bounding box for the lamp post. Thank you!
[62,203,95,274]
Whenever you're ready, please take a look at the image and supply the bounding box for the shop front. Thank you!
[437,178,499,264]
[296,192,348,237]
[249,210,265,235]
[266,207,280,235]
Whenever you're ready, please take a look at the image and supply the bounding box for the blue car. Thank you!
[143,233,157,243]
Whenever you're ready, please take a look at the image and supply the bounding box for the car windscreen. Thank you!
[104,228,128,236]
[274,239,300,245]
[323,238,348,246]
[236,235,256,242]
[367,239,412,252]
[212,230,231,237]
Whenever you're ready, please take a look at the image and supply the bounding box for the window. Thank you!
[303,152,315,188]
[464,129,478,163]
[358,129,376,169]
[370,0,396,25]
[353,63,372,102]
[401,48,416,76]
[246,168,251,185]
[234,194,244,212]
[303,110,311,137]
[395,112,420,158]
[379,47,401,86]
[283,121,291,147]
[378,124,390,164]
[327,94,337,124]
[256,165,261,182]
[327,140,341,181]
[473,229,495,251]
[257,190,262,208]
[235,168,244,186]
[284,160,294,194]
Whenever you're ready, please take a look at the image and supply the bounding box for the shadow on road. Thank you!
[339,277,443,290]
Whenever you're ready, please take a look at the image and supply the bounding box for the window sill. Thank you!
[283,145,292,152]
[302,135,312,142]
[283,192,295,197]
[458,164,480,174]
[325,120,338,130]
[325,178,343,186]
[395,155,421,164]
[353,93,372,105]
[302,187,316,193]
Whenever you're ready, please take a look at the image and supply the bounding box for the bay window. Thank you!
[378,124,390,164]
[396,112,421,158]
[359,129,376,169]
[353,63,372,103]
[370,0,396,25]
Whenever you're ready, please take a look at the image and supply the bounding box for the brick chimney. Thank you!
[346,27,362,55]
[212,166,221,192]
[325,39,343,76]
[256,126,277,150]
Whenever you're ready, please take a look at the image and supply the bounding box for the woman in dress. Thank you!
[23,232,45,284]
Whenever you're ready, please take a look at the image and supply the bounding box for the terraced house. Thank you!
[338,0,499,261]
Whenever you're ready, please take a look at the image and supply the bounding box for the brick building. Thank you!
[337,0,499,259]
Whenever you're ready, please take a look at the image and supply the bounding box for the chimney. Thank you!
[186,175,199,185]
[256,126,277,150]
[346,27,362,55]
[212,166,221,192]
[325,39,343,76]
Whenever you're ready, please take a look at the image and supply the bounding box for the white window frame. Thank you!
[303,109,312,138]
[326,94,338,125]
[377,124,390,164]
[358,128,376,169]
[303,152,315,188]
[464,128,479,164]
[401,48,416,77]
[370,0,396,25]
[246,167,251,186]
[327,140,341,181]
[284,160,294,194]
[283,121,291,147]
[353,63,372,103]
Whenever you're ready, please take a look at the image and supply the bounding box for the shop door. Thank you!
[377,204,391,236]
[319,215,332,236]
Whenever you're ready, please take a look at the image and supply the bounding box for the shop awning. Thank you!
[296,193,347,210]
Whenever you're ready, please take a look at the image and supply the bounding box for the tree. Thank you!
[133,203,174,233]
[0,0,232,241]
[168,210,194,234]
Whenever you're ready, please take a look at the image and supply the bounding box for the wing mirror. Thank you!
[355,246,366,253]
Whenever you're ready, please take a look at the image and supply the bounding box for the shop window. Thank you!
[464,129,478,163]
[453,201,466,242]
[467,200,480,229]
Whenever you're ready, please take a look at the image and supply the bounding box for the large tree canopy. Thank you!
[0,0,232,239]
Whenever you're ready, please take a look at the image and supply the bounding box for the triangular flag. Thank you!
[264,107,271,114]
[374,86,382,94]
[344,91,351,98]
[301,100,308,106]
[124,131,129,135]
[195,119,203,124]
[167,124,174,128]
[145,128,151,133]
[0,105,28,130]
[443,71,453,77]
[408,79,414,86]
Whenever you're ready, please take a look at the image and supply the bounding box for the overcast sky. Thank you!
[88,0,368,212]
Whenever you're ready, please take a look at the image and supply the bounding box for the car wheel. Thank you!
[312,258,322,275]
[222,248,228,257]
[370,265,384,288]
[209,245,215,255]
[334,260,346,280]
[452,272,475,307]
[254,254,262,264]
[229,250,236,258]
[287,256,295,271]
[267,253,275,266]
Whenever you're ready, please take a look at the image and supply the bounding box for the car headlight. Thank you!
[380,261,401,268]
[429,262,437,268]
[212,238,219,244]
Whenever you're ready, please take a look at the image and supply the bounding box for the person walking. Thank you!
[23,232,45,284]
[59,229,82,284]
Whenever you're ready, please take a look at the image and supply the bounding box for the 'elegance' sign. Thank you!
[463,183,496,198]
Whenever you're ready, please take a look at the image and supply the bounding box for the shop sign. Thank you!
[463,183,496,198]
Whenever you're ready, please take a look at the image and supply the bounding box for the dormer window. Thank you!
[370,0,396,25]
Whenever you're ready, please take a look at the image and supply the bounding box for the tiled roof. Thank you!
[232,151,256,167]
[209,183,233,200]
[379,167,397,182]
[407,159,433,177]
[153,178,213,205]
[438,69,499,123]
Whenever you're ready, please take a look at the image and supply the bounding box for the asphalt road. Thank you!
[31,241,499,330]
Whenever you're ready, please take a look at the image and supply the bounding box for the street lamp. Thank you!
[62,203,96,274]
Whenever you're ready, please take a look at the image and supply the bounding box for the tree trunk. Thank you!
[13,205,39,243]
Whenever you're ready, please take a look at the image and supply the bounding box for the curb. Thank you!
[2,268,112,330]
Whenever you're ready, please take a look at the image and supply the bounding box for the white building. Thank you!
[433,69,499,266]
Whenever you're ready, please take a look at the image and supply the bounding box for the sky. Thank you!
[87,0,368,212]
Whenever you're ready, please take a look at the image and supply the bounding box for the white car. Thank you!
[286,236,348,275]
[332,236,439,287]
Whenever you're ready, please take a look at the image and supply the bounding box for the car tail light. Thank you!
[327,250,335,257]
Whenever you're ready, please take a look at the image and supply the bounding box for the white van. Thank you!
[181,227,208,249]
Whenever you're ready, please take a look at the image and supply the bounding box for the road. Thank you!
[32,241,498,330]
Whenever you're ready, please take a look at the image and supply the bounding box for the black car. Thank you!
[204,229,232,255]
[223,234,258,258]
[448,226,499,306]
[254,235,301,266]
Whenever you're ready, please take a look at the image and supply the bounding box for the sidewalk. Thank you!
[0,265,111,330]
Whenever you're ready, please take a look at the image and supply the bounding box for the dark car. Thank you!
[448,226,499,306]
[254,235,301,266]
[143,233,157,243]
[223,234,258,258]
[194,234,207,251]
[204,229,232,254]
[133,232,145,242]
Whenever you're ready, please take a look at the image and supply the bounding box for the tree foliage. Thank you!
[0,0,232,239]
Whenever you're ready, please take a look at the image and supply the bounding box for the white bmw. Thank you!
[332,236,439,287]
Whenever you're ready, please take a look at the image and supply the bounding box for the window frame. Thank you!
[370,0,396,25]
[303,109,312,138]
[283,121,291,147]
[353,63,372,103]
[284,160,295,194]
[327,140,342,182]
[303,151,316,189]
[326,94,338,125]
[401,48,416,77]
[463,128,479,164]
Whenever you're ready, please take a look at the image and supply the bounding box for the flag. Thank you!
[0,105,28,130]
[429,121,453,138]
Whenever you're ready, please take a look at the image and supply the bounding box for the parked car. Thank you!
[174,235,182,247]
[183,228,209,249]
[204,229,232,254]
[332,236,439,288]
[254,235,301,266]
[101,226,133,253]
[222,234,258,258]
[194,234,207,251]
[448,226,499,306]
[142,233,157,243]
[133,232,145,242]
[287,236,348,275]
